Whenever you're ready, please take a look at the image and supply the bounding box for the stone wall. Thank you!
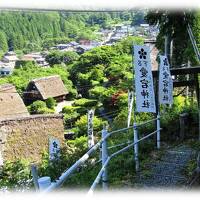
[0,114,65,163]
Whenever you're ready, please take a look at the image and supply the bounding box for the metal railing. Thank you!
[35,116,161,194]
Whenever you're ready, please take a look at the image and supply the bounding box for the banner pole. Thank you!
[157,55,161,149]
[127,90,133,128]
[101,126,108,190]
[132,43,139,172]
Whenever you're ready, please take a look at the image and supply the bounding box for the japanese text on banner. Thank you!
[134,45,156,113]
[49,138,60,160]
[159,55,173,105]
[87,109,94,148]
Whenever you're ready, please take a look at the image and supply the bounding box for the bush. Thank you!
[75,115,105,137]
[62,105,87,116]
[73,98,98,108]
[15,60,36,69]
[62,106,75,113]
[46,97,57,109]
[64,112,80,127]
[39,137,88,181]
[28,100,54,114]
[0,160,32,190]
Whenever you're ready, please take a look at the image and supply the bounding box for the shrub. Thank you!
[39,137,88,181]
[62,106,75,113]
[0,160,32,190]
[46,97,57,109]
[73,98,98,108]
[75,115,105,137]
[62,105,88,116]
[64,112,80,126]
[28,100,54,114]
[28,100,46,114]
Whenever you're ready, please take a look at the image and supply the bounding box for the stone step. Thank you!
[136,174,187,187]
[145,162,185,176]
[159,152,194,164]
[134,145,196,188]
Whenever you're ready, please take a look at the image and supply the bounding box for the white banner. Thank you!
[127,90,133,127]
[49,138,60,160]
[87,109,94,148]
[134,45,156,113]
[159,55,173,105]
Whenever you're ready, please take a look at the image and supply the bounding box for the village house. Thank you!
[23,75,69,104]
[76,45,94,54]
[78,39,91,46]
[0,66,12,76]
[1,51,18,64]
[0,52,19,75]
[69,41,79,47]
[20,52,49,67]
[0,62,13,76]
[52,42,79,52]
[54,44,72,51]
[0,84,29,120]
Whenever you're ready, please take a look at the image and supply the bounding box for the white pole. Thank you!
[132,43,139,172]
[101,127,108,190]
[156,114,160,149]
[186,60,190,99]
[133,122,139,172]
[127,90,133,128]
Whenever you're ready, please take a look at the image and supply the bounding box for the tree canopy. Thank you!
[145,10,199,66]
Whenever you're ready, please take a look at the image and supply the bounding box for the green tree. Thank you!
[145,10,197,65]
[0,31,8,52]
[46,51,79,66]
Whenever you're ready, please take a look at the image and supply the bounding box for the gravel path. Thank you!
[134,145,196,189]
[55,100,74,113]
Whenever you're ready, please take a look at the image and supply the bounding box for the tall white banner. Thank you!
[87,109,95,148]
[134,45,156,113]
[127,90,133,127]
[159,55,173,105]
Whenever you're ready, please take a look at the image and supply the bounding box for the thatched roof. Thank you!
[0,84,29,120]
[30,75,69,100]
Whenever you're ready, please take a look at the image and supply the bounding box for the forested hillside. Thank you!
[0,11,145,55]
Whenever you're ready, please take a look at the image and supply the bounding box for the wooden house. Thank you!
[24,75,69,104]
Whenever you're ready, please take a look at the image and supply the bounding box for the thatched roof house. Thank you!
[0,84,29,120]
[24,75,69,104]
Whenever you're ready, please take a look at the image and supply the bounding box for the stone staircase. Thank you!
[134,145,196,188]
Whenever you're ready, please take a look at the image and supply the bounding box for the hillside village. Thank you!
[0,24,158,162]
[0,23,158,76]
[0,22,159,165]
[4,9,199,192]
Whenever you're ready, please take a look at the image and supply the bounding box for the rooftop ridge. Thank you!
[0,83,15,92]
